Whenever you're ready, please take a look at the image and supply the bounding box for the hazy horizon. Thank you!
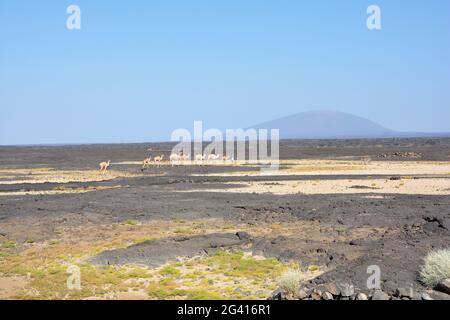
[2,109,450,146]
[1,1,449,145]
[2,110,450,147]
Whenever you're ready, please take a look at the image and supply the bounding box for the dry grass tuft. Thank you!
[420,248,450,287]
[277,268,302,295]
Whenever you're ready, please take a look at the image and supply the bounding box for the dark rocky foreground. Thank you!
[90,232,252,267]
[0,137,449,299]
[270,279,450,300]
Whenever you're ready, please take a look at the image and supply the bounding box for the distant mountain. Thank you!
[253,110,397,139]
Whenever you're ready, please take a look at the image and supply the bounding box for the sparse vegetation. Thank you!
[420,248,450,287]
[307,265,320,272]
[122,219,139,226]
[173,228,195,235]
[2,240,17,249]
[0,222,293,301]
[159,265,181,277]
[146,251,290,299]
[277,268,302,295]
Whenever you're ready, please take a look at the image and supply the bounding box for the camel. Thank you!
[195,154,205,163]
[154,154,164,167]
[169,153,179,166]
[195,154,206,165]
[180,153,190,163]
[99,160,111,172]
[207,153,221,164]
[361,156,371,165]
[141,157,152,171]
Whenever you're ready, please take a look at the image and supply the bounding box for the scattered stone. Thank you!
[424,290,450,300]
[371,290,390,300]
[285,293,296,300]
[348,240,363,246]
[380,152,422,159]
[311,288,323,300]
[322,291,334,300]
[321,282,340,296]
[270,281,444,301]
[296,288,309,300]
[395,287,415,299]
[270,236,287,244]
[235,231,250,241]
[336,281,354,297]
[382,280,398,295]
[270,289,285,300]
[356,293,368,300]
[423,216,448,233]
[435,279,450,295]
[421,292,433,300]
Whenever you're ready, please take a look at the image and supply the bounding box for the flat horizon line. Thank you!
[1,132,450,148]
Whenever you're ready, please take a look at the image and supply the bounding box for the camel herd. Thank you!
[98,151,234,172]
[146,152,234,169]
[99,153,372,173]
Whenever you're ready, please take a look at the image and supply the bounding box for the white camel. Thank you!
[180,153,190,164]
[169,153,180,166]
[207,153,221,164]
[195,154,206,165]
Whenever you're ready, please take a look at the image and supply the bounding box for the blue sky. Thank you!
[1,0,449,144]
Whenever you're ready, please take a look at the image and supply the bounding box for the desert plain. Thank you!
[0,138,449,299]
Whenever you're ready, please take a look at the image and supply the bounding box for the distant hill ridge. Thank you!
[253,110,450,139]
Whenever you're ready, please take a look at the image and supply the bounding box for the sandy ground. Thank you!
[0,168,143,185]
[0,276,29,298]
[192,160,450,176]
[0,138,449,299]
[182,178,450,195]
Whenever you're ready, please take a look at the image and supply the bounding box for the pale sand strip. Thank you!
[191,160,450,177]
[179,178,450,195]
